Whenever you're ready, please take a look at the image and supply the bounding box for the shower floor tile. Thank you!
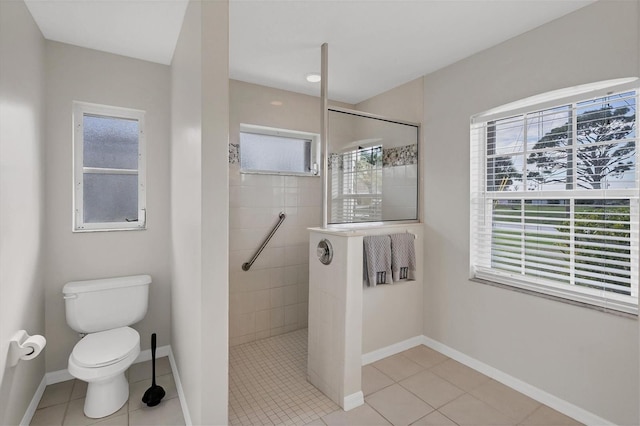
[229,329,339,425]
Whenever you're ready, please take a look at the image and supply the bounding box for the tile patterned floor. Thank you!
[30,357,185,426]
[229,329,339,425]
[33,331,585,425]
[230,329,584,426]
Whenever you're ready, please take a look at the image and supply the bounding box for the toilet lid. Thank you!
[71,327,139,368]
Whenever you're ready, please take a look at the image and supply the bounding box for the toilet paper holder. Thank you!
[8,330,46,367]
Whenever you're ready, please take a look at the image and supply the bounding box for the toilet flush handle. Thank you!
[63,294,78,299]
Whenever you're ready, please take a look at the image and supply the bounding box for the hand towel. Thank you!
[390,233,416,281]
[363,235,392,287]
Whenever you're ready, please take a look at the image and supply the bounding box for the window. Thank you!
[239,124,320,176]
[330,145,383,222]
[73,102,146,231]
[470,81,638,315]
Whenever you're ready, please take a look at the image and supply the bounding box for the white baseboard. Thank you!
[420,336,614,426]
[342,391,364,411]
[361,335,423,365]
[45,369,74,385]
[19,376,47,426]
[167,346,192,426]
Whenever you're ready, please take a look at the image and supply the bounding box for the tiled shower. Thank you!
[228,161,321,346]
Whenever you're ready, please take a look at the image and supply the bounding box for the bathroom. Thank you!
[1,1,639,426]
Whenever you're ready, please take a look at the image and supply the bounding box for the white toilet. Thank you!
[63,275,150,418]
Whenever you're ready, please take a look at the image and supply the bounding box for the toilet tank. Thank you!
[63,275,150,333]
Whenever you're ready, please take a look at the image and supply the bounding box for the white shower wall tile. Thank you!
[284,285,298,306]
[229,170,320,346]
[270,287,284,308]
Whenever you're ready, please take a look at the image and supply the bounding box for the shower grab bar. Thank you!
[242,212,286,271]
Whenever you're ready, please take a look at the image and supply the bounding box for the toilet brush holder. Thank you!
[142,333,165,407]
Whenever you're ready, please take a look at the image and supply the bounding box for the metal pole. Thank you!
[321,43,329,228]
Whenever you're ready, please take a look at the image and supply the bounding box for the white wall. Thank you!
[228,80,325,346]
[0,1,46,424]
[422,1,639,424]
[43,42,172,372]
[171,1,203,422]
[171,0,229,423]
[200,1,230,423]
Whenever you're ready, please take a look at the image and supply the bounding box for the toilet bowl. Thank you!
[63,275,150,418]
[68,327,140,418]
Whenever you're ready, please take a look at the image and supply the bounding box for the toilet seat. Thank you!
[71,327,139,368]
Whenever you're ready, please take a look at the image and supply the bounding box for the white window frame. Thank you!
[239,124,320,176]
[470,79,639,315]
[73,101,146,232]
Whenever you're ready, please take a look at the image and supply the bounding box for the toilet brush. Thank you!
[142,333,165,407]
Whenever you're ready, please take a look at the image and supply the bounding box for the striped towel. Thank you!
[363,235,392,287]
[390,233,416,281]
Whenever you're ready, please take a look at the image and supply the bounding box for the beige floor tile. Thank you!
[70,380,88,401]
[92,414,128,425]
[30,403,67,426]
[410,410,458,426]
[63,397,128,426]
[399,370,465,409]
[128,397,185,426]
[439,394,514,426]
[128,374,178,412]
[429,359,491,392]
[520,405,583,425]
[322,404,391,425]
[362,365,394,396]
[127,357,172,384]
[371,354,425,382]
[366,384,434,426]
[401,346,449,369]
[38,380,74,409]
[305,418,327,425]
[469,379,540,423]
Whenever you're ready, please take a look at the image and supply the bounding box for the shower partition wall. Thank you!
[327,107,420,225]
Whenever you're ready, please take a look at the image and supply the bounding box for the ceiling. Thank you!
[25,0,594,104]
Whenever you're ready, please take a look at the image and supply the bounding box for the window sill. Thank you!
[469,277,637,320]
[73,226,146,233]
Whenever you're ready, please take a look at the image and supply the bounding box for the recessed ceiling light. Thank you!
[305,73,321,83]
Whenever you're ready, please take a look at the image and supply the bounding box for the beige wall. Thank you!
[0,1,46,424]
[43,42,172,372]
[422,1,639,424]
[356,77,424,125]
[171,0,229,423]
[348,79,425,353]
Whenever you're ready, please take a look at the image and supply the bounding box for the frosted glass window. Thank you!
[83,174,138,223]
[239,125,319,175]
[83,115,139,169]
[73,102,146,231]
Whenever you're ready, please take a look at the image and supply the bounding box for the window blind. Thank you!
[470,87,639,315]
[330,146,382,223]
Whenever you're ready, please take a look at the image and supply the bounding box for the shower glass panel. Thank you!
[328,108,419,224]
